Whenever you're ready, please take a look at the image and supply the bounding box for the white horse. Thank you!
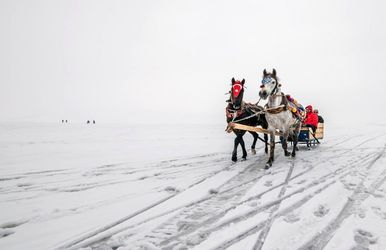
[259,69,302,169]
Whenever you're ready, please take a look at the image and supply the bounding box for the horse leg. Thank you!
[231,132,240,162]
[291,132,299,157]
[249,131,258,155]
[292,127,300,157]
[265,132,275,169]
[282,131,290,156]
[239,132,248,160]
[264,133,268,154]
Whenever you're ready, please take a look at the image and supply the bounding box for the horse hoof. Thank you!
[265,163,272,169]
[285,152,290,157]
[241,157,247,161]
[231,156,237,162]
[251,149,256,155]
[291,152,296,157]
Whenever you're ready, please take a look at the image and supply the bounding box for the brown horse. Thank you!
[227,78,268,162]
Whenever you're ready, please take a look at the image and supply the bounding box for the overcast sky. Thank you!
[1,0,386,124]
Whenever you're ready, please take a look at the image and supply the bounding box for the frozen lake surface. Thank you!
[1,122,386,250]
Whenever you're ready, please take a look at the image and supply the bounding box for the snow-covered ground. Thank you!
[1,122,386,250]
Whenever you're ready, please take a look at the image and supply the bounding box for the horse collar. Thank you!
[266,93,287,114]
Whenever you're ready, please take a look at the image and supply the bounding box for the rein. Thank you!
[231,105,285,123]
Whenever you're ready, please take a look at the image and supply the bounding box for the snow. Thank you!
[1,122,386,250]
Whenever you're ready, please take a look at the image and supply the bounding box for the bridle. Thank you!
[261,76,279,96]
[261,76,287,114]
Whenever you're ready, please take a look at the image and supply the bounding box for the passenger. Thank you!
[303,105,318,133]
[314,109,324,123]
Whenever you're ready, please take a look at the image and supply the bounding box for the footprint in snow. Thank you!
[353,229,377,248]
[283,211,300,223]
[355,206,367,219]
[371,206,386,219]
[313,204,330,217]
[248,201,259,207]
[164,186,178,193]
[186,232,208,246]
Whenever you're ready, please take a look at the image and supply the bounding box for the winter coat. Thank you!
[304,112,319,127]
[303,105,318,127]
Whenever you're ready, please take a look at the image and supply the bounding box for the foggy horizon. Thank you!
[1,0,386,124]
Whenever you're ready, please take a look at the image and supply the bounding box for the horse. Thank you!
[226,78,268,162]
[258,69,302,169]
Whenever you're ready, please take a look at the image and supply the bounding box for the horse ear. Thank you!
[263,69,267,76]
[272,68,277,76]
[232,77,235,84]
[241,79,245,85]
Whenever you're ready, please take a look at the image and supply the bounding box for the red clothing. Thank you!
[304,105,319,127]
[304,113,318,127]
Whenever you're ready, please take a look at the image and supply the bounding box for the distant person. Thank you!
[62,120,64,123]
[87,120,90,124]
[93,120,95,124]
[65,120,68,123]
[303,105,318,133]
[314,109,324,123]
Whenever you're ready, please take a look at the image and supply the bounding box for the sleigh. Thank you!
[294,123,324,147]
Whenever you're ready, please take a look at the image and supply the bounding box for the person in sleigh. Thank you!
[303,105,319,132]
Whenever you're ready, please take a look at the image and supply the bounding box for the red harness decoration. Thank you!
[232,82,242,98]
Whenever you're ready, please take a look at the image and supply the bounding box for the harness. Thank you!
[265,93,288,114]
[226,102,262,123]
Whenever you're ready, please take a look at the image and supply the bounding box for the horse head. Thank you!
[230,77,245,110]
[259,68,280,100]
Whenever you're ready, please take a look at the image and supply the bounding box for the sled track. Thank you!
[253,160,295,250]
[129,156,280,249]
[58,149,273,250]
[211,149,384,249]
[57,155,238,249]
[61,138,382,250]
[299,145,386,250]
[83,156,275,249]
[85,142,375,249]
[112,149,370,249]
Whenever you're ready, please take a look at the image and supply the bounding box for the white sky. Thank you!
[1,0,386,124]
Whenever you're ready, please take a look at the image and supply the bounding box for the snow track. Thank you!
[299,145,386,250]
[253,161,295,250]
[1,124,386,250]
